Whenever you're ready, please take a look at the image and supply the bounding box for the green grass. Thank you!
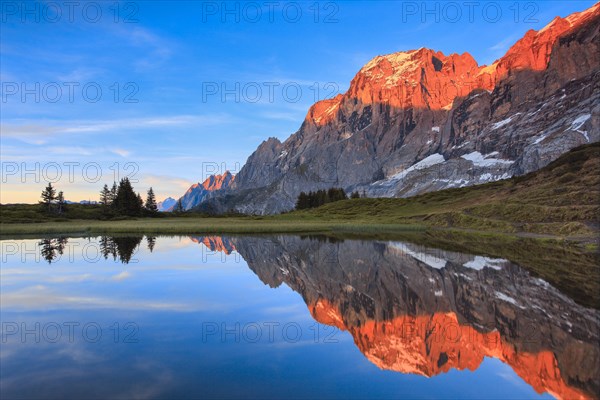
[3,143,598,239]
[280,143,600,237]
[0,216,424,237]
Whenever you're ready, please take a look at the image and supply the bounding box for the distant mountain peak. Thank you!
[201,170,234,191]
[157,197,176,212]
[169,171,235,211]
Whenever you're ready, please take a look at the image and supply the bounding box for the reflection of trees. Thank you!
[39,235,144,264]
[147,236,156,252]
[38,237,68,264]
[98,236,143,264]
[99,236,118,261]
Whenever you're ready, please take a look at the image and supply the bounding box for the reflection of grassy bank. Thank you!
[364,230,599,310]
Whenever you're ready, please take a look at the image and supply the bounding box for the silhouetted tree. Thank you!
[350,191,360,199]
[109,182,118,203]
[100,184,111,207]
[55,237,68,255]
[296,192,310,210]
[146,236,156,252]
[113,236,143,264]
[145,187,158,213]
[112,178,142,216]
[38,237,68,264]
[99,236,117,260]
[39,238,56,263]
[56,191,66,214]
[295,187,348,210]
[40,182,56,212]
[137,193,144,211]
[327,188,346,202]
[98,236,142,263]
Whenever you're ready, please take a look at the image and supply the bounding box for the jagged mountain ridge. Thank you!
[168,171,234,211]
[196,3,599,214]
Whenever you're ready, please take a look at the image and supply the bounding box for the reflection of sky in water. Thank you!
[1,237,552,399]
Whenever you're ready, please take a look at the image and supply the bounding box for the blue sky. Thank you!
[1,0,596,203]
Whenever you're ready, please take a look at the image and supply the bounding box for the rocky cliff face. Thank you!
[201,3,599,214]
[170,171,234,211]
[190,235,600,399]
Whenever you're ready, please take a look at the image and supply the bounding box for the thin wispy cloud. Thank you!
[487,34,521,61]
[125,26,175,70]
[259,111,306,122]
[46,146,94,156]
[110,148,131,157]
[57,67,105,82]
[111,271,132,281]
[143,174,192,189]
[0,285,221,312]
[1,114,230,144]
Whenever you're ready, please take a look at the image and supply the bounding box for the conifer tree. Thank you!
[56,191,66,214]
[296,192,309,210]
[109,182,118,203]
[113,178,142,216]
[40,182,56,212]
[145,187,158,212]
[296,187,348,210]
[137,193,144,212]
[100,184,111,206]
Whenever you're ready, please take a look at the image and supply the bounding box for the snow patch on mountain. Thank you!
[389,154,445,181]
[491,113,521,130]
[461,151,514,167]
[569,114,591,141]
[463,256,507,271]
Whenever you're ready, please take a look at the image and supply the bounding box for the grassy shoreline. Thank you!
[3,144,598,239]
[1,212,597,244]
[0,217,426,237]
[1,218,598,309]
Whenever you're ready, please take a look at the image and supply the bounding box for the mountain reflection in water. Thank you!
[17,235,600,399]
[202,235,599,400]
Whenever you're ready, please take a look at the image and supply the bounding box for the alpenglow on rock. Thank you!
[197,3,599,215]
[169,171,235,211]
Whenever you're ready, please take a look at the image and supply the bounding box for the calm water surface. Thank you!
[1,235,598,399]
